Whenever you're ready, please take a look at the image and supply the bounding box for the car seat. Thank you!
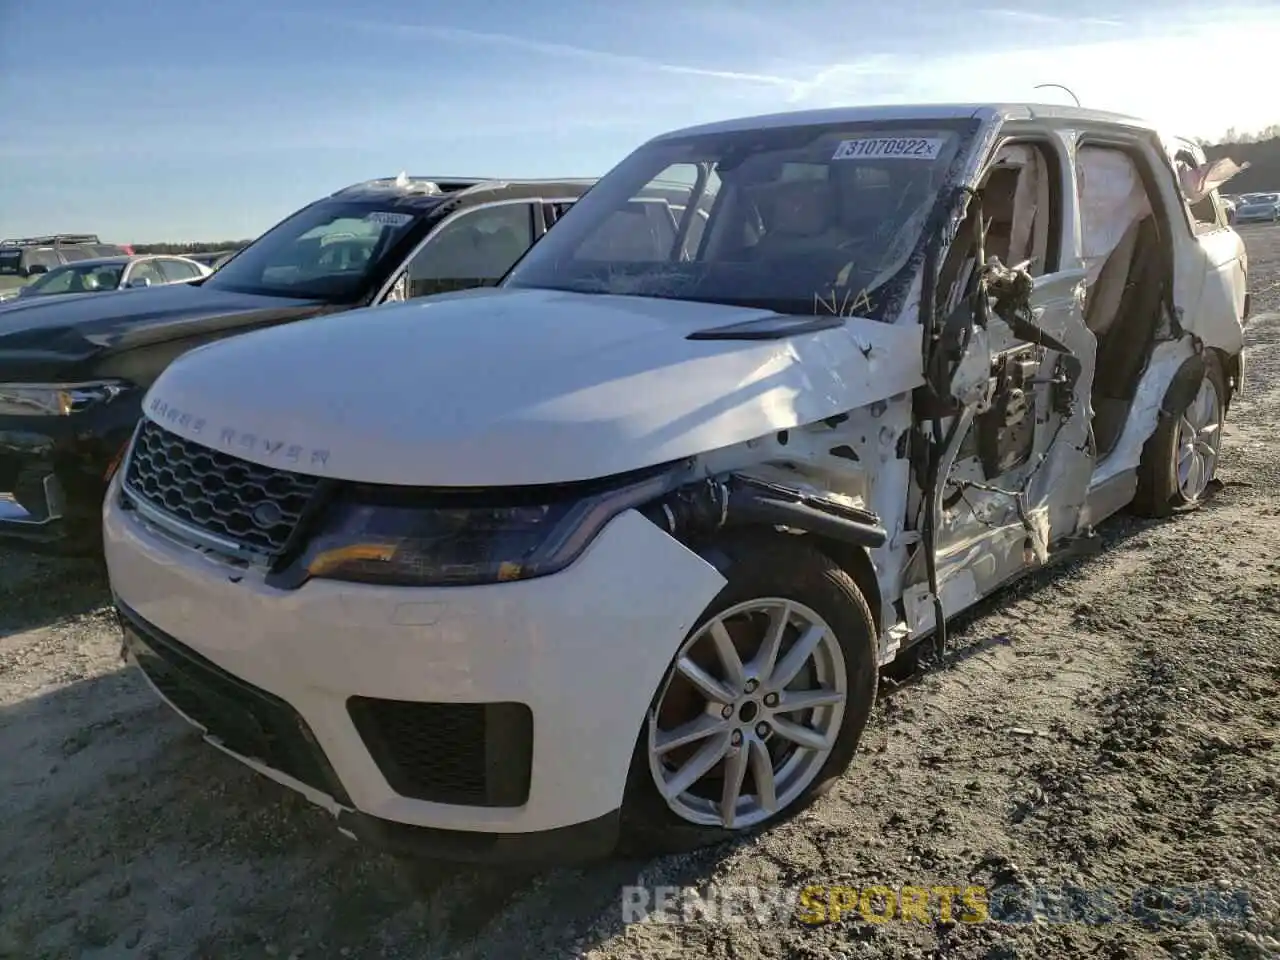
[749,179,858,290]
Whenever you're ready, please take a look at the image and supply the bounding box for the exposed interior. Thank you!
[936,140,1170,464]
[930,143,1063,507]
[1075,144,1167,459]
[936,141,1056,313]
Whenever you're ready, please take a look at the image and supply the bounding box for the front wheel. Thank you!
[618,532,878,856]
[1132,353,1227,517]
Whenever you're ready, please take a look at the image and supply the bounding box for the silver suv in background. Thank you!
[0,255,210,304]
[0,234,131,278]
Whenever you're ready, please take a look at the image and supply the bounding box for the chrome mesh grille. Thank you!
[123,419,320,556]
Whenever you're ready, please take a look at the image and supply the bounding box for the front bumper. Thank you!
[103,477,727,862]
[0,396,139,545]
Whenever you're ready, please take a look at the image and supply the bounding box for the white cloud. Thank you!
[775,13,1280,138]
[980,8,1123,27]
[337,19,805,91]
[291,8,1280,141]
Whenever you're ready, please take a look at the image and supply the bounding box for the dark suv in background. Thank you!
[0,175,593,552]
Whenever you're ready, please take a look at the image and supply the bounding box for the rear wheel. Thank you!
[1132,354,1226,517]
[618,532,878,855]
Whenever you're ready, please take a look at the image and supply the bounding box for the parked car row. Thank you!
[0,174,594,545]
[1229,191,1280,223]
[0,233,133,282]
[0,254,210,304]
[0,104,1251,867]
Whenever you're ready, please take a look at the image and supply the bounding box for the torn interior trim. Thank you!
[640,473,887,549]
[1178,157,1248,204]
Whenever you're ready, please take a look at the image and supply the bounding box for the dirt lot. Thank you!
[2,229,1279,960]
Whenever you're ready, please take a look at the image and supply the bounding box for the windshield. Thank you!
[204,200,424,301]
[26,261,124,295]
[503,119,974,320]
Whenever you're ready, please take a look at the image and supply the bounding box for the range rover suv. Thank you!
[104,104,1245,864]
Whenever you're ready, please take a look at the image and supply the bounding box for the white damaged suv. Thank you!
[104,104,1247,864]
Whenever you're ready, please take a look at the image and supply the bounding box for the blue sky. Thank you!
[2,0,1278,243]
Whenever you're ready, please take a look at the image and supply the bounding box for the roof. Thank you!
[47,255,132,267]
[327,175,596,209]
[44,254,197,268]
[650,102,1153,142]
[0,233,101,247]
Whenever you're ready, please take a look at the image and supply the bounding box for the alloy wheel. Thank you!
[646,598,847,829]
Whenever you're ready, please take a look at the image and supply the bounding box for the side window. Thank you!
[670,204,711,253]
[127,261,166,287]
[576,199,680,261]
[1174,150,1223,232]
[937,141,1061,312]
[571,163,720,262]
[35,269,75,293]
[403,203,536,299]
[981,143,1059,276]
[82,264,124,290]
[59,247,92,263]
[25,249,59,273]
[157,258,202,281]
[544,201,576,227]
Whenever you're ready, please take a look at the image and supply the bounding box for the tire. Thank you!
[1131,352,1227,518]
[617,530,878,856]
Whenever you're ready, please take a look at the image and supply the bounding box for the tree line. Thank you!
[1194,124,1280,148]
[130,240,252,255]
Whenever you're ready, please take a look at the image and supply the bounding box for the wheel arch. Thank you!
[802,534,884,638]
[1158,349,1209,419]
[688,525,883,639]
[1212,346,1242,410]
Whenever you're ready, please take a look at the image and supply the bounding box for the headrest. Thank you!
[760,179,834,237]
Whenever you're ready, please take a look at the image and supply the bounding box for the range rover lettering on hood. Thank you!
[137,288,925,486]
[148,396,332,469]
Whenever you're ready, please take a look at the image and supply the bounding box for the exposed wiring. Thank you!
[922,186,987,658]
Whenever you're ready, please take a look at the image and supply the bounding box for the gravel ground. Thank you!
[2,228,1279,960]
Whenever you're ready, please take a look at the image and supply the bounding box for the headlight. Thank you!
[274,466,686,589]
[0,380,129,417]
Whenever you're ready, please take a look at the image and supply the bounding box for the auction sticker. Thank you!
[833,137,944,161]
[365,211,414,227]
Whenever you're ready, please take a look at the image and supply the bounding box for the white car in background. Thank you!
[0,254,210,305]
[104,102,1247,865]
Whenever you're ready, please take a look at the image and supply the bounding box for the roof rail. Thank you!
[0,233,101,247]
[447,176,597,200]
[331,175,494,197]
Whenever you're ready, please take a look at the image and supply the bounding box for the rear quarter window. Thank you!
[25,249,60,271]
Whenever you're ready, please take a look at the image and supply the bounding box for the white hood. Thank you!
[144,288,924,486]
